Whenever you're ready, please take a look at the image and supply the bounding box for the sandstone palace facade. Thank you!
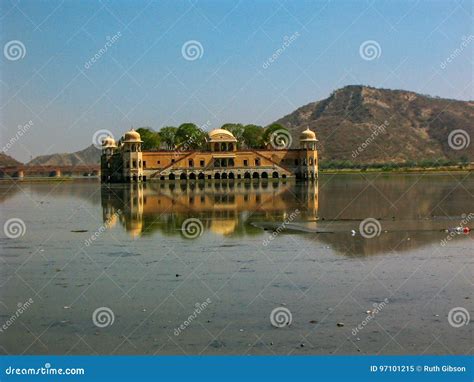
[101,128,318,183]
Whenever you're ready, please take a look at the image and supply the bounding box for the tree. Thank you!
[159,126,178,150]
[242,124,264,149]
[175,123,207,150]
[221,123,244,148]
[136,127,160,150]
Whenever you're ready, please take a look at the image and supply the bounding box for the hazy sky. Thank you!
[1,0,472,162]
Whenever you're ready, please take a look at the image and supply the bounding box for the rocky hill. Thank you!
[275,85,473,163]
[27,144,101,166]
[0,152,23,167]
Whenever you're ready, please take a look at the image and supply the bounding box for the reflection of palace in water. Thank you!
[101,180,319,237]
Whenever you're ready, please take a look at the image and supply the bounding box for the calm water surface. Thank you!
[0,174,472,354]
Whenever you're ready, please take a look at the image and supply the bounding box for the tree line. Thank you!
[123,123,290,150]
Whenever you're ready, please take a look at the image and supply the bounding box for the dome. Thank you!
[299,128,317,142]
[123,129,142,142]
[208,128,237,142]
[102,136,117,148]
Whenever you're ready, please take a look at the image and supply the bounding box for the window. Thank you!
[132,160,137,168]
[143,161,146,168]
[157,160,161,164]
[200,160,205,167]
[171,159,175,163]
[214,159,220,167]
[189,159,194,167]
[255,158,260,166]
[229,158,234,167]
[243,159,248,166]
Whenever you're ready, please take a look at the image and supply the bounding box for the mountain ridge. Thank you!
[26,144,101,167]
[275,85,473,163]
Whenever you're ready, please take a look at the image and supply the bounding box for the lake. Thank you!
[0,173,472,355]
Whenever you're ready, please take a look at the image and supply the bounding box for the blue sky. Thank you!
[1,0,473,162]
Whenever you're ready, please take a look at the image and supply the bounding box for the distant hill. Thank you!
[28,144,101,166]
[275,85,473,163]
[0,152,23,167]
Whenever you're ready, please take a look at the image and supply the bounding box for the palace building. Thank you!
[101,127,318,183]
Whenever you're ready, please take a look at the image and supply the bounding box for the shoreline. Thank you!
[0,167,472,182]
